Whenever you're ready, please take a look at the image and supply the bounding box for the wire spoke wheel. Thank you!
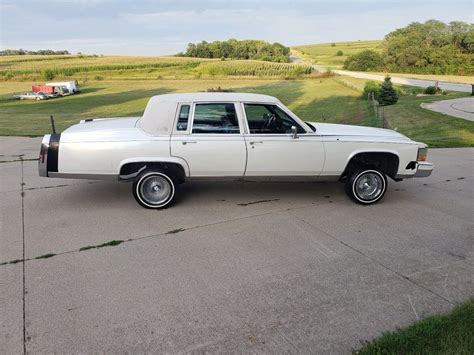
[346,168,387,204]
[355,172,384,201]
[133,170,176,209]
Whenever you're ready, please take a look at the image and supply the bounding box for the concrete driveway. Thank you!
[422,97,474,121]
[1,137,473,353]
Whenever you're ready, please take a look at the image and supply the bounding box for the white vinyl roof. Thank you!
[145,92,281,104]
[139,92,281,135]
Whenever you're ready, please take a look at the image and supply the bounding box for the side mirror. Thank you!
[291,126,299,139]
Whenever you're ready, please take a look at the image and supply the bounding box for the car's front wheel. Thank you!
[345,167,387,204]
[133,169,176,209]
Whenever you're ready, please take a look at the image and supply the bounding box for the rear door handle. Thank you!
[249,141,263,145]
[182,141,197,145]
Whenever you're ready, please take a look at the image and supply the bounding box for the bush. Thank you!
[424,86,440,94]
[343,50,383,71]
[378,76,398,106]
[363,80,380,100]
[336,50,344,56]
[42,69,55,80]
[331,43,336,47]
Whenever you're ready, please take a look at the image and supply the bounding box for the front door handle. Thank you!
[182,141,197,145]
[249,141,263,145]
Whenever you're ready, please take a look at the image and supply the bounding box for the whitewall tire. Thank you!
[345,168,387,204]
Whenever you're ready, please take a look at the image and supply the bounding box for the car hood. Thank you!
[309,122,412,141]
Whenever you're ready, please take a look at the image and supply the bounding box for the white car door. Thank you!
[170,102,247,177]
[243,103,325,176]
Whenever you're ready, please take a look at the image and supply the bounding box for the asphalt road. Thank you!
[289,55,473,93]
[1,137,473,353]
[421,97,474,121]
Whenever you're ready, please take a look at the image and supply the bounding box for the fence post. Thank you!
[471,84,474,96]
[381,107,385,128]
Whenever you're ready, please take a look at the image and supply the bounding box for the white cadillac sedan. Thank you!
[39,93,433,208]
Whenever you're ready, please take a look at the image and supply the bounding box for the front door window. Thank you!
[244,104,305,134]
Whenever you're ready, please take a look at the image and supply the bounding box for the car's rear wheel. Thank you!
[345,167,387,204]
[133,169,176,209]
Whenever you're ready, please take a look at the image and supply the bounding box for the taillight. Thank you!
[417,147,428,162]
[40,145,46,163]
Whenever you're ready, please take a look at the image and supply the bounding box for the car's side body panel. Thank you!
[40,93,432,184]
[171,134,247,176]
[243,134,325,176]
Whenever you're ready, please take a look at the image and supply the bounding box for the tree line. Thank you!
[0,49,70,56]
[179,39,290,63]
[343,20,473,75]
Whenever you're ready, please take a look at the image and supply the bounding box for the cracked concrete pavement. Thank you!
[1,136,473,353]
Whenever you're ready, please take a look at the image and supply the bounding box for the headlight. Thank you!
[417,147,428,162]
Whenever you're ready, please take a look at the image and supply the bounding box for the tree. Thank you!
[378,77,398,106]
[363,80,380,100]
[180,39,290,62]
[343,50,383,71]
[382,20,473,75]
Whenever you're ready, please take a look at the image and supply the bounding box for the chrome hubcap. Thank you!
[355,173,383,201]
[139,175,172,205]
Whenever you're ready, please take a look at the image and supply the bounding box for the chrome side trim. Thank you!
[38,134,51,177]
[187,175,341,182]
[48,172,118,180]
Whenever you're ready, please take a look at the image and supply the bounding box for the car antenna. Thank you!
[50,115,57,134]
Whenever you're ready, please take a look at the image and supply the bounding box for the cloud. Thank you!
[1,0,472,55]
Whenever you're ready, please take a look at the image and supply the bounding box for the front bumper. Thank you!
[414,162,434,177]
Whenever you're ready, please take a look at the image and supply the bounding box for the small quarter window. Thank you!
[177,105,190,131]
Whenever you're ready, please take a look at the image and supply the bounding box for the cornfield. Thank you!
[0,55,313,80]
[0,61,201,77]
[196,60,313,77]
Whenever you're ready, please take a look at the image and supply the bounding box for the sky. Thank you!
[1,0,472,55]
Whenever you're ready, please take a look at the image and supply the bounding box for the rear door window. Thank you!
[192,103,240,134]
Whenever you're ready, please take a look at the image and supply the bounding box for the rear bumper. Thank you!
[38,134,60,177]
[414,162,434,178]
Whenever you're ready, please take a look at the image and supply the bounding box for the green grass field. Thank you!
[0,78,374,136]
[292,40,382,68]
[0,54,473,147]
[355,299,474,354]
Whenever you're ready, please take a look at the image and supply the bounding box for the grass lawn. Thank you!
[336,76,474,147]
[384,93,474,148]
[1,76,473,147]
[0,78,374,136]
[292,40,382,68]
[0,53,473,147]
[355,298,474,354]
